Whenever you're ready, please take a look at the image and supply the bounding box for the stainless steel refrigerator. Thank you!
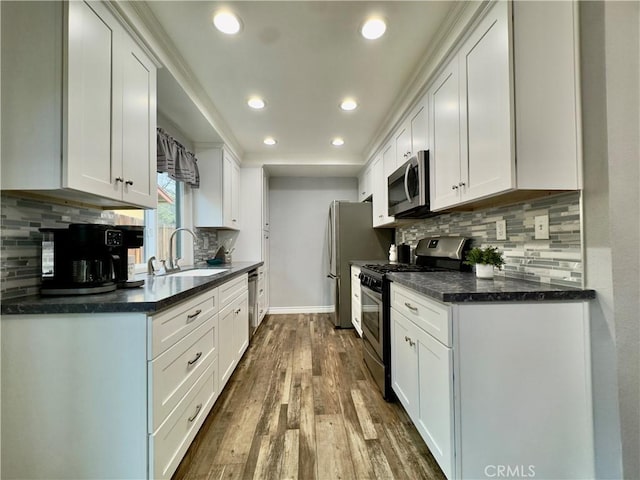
[327,201,392,328]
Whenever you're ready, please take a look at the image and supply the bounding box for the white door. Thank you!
[459,0,514,203]
[372,155,393,227]
[65,0,118,200]
[234,291,249,358]
[415,327,454,480]
[390,309,418,418]
[218,305,236,389]
[410,100,428,154]
[429,59,462,210]
[395,125,411,167]
[119,36,157,208]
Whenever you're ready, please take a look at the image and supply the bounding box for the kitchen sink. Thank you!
[169,268,229,277]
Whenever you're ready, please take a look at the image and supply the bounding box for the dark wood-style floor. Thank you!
[173,313,446,480]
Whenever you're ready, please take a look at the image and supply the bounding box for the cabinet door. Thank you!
[65,0,118,200]
[358,164,372,202]
[119,36,157,208]
[382,140,396,178]
[222,155,234,228]
[231,160,240,228]
[410,99,428,154]
[234,291,249,359]
[218,305,236,389]
[390,308,418,417]
[415,327,454,480]
[263,172,270,230]
[372,155,394,227]
[459,0,514,203]
[429,60,462,210]
[395,125,411,167]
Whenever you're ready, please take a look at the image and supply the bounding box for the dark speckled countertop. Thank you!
[388,271,596,303]
[1,261,263,315]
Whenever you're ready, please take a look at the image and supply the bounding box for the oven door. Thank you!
[387,150,429,217]
[361,285,383,359]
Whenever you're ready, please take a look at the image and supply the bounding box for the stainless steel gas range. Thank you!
[358,236,470,401]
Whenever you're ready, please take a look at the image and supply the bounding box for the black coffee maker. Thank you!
[40,224,123,295]
[112,225,145,289]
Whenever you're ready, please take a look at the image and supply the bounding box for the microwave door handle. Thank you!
[404,163,413,203]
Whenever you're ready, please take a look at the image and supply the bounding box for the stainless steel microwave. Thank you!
[387,150,432,218]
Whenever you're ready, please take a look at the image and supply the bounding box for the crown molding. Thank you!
[111,1,244,161]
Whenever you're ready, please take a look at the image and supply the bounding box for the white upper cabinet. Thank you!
[429,0,580,211]
[1,1,157,209]
[372,154,395,227]
[513,1,581,189]
[387,95,429,177]
[358,163,373,202]
[431,0,512,211]
[194,146,240,229]
[458,0,514,203]
[429,59,463,211]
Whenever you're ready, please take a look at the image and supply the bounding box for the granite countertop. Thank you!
[388,271,596,303]
[1,261,263,315]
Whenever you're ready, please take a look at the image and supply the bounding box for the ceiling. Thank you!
[141,1,462,172]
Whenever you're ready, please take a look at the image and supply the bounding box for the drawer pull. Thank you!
[186,309,202,322]
[355,293,359,299]
[187,351,203,366]
[404,336,416,347]
[404,302,418,312]
[188,404,202,422]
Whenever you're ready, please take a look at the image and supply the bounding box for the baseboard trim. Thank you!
[267,306,335,315]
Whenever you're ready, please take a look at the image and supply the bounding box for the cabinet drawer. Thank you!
[150,289,218,359]
[150,359,217,480]
[390,283,451,346]
[150,317,217,432]
[219,274,248,308]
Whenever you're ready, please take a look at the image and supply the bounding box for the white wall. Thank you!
[581,2,639,478]
[268,177,358,312]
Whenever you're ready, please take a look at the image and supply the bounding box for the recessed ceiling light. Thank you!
[264,137,277,146]
[213,11,242,35]
[340,99,358,111]
[331,137,345,147]
[361,18,386,40]
[248,97,265,109]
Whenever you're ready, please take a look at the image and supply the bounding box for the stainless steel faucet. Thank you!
[168,228,198,271]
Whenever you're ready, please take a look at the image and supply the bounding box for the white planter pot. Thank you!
[475,264,495,279]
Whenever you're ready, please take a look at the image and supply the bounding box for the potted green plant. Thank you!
[464,246,505,279]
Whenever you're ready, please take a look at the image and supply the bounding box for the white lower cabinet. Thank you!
[391,296,454,479]
[217,274,249,390]
[390,282,594,480]
[1,273,251,480]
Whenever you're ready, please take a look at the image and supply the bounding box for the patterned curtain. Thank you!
[156,128,200,188]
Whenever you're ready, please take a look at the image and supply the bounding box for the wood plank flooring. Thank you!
[172,313,446,480]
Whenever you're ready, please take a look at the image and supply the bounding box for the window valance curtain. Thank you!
[156,128,200,188]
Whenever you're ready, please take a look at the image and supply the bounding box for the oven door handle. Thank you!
[404,162,413,204]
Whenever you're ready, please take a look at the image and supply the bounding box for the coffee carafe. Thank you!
[40,224,123,295]
[112,225,145,288]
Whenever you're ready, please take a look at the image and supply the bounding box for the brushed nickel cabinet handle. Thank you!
[187,351,202,366]
[404,336,416,347]
[186,309,202,322]
[188,404,202,422]
[404,302,418,312]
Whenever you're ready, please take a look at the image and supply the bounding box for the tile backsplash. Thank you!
[0,193,219,300]
[396,192,583,287]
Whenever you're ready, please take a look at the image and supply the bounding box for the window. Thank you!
[144,172,183,266]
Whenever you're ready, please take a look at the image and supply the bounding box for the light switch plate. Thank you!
[534,215,549,240]
[496,220,507,241]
